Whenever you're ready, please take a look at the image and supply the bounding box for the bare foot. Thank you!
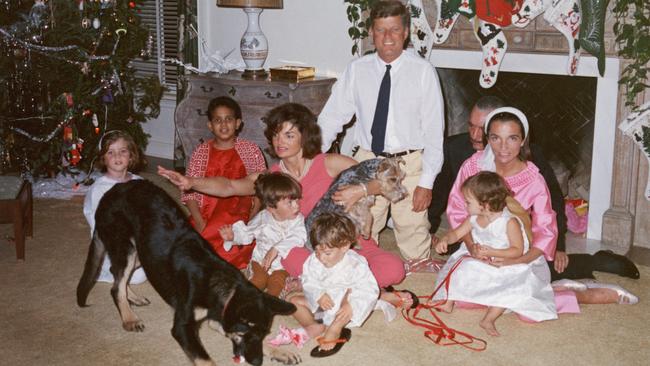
[317,327,342,351]
[381,291,414,309]
[479,319,500,337]
[304,323,326,339]
[436,300,454,313]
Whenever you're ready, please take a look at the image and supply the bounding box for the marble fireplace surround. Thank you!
[428,49,620,241]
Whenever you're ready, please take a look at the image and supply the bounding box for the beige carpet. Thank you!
[1,175,649,365]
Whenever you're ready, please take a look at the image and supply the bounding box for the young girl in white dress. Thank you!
[83,130,147,284]
[219,172,306,297]
[290,212,379,358]
[433,171,556,336]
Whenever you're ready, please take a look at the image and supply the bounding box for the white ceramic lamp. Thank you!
[216,0,283,79]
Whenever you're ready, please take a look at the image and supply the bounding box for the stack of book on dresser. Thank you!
[269,65,316,82]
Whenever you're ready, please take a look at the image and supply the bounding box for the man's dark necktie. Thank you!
[371,64,391,155]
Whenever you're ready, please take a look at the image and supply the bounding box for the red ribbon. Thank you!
[402,255,487,351]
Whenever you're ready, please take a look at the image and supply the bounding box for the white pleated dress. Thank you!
[432,208,557,322]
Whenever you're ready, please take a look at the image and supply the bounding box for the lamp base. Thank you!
[242,69,269,80]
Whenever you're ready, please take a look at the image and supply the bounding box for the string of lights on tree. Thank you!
[0,0,164,178]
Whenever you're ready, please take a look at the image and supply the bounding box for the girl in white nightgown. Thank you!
[432,171,556,336]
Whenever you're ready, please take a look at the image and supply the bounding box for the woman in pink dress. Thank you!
[445,107,638,316]
[159,103,416,309]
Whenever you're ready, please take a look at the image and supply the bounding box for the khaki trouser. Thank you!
[354,148,431,260]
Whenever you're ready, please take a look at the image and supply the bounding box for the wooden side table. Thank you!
[175,71,336,167]
[0,177,33,260]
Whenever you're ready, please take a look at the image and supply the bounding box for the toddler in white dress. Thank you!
[433,171,556,336]
[290,212,378,358]
[220,172,305,297]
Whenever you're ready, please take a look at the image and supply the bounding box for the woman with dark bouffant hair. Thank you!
[159,102,409,301]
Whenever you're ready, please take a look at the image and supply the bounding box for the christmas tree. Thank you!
[0,0,164,177]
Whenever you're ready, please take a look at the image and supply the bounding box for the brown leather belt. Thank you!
[375,149,420,158]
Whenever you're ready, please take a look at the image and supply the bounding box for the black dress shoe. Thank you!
[592,250,640,279]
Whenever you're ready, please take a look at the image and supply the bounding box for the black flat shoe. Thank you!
[310,328,352,358]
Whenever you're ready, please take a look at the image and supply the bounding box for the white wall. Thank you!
[145,1,353,159]
[199,0,354,77]
[142,95,177,159]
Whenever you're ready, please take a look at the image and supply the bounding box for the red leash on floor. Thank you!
[402,255,487,351]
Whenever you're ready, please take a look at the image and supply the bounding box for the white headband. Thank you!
[478,107,529,172]
[484,107,529,138]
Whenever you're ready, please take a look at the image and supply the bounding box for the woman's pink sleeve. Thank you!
[446,163,471,230]
[525,179,558,260]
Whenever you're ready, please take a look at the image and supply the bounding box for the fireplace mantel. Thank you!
[429,49,620,242]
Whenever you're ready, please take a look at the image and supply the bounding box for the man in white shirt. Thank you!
[318,0,444,260]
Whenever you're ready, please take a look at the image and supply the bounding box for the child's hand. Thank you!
[476,244,494,258]
[318,293,334,310]
[219,225,234,241]
[434,236,449,254]
[335,301,353,323]
[262,247,278,271]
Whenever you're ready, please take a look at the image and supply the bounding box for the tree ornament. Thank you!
[81,18,91,29]
[129,1,136,9]
[92,18,100,29]
[140,33,154,59]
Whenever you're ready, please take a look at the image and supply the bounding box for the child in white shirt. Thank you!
[290,212,378,358]
[219,172,305,297]
[83,130,147,284]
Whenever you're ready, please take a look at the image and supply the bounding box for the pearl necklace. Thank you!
[279,159,312,180]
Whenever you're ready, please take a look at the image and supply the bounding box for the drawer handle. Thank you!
[229,87,236,96]
[265,91,283,99]
[200,86,214,93]
[196,108,207,116]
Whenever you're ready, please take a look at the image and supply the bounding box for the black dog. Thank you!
[77,180,299,366]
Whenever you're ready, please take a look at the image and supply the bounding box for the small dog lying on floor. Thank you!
[305,157,407,248]
[76,180,300,366]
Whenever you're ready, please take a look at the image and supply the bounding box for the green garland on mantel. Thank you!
[613,0,650,111]
[345,0,649,111]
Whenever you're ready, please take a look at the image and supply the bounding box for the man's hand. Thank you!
[318,293,334,310]
[158,166,193,191]
[412,186,432,212]
[262,247,279,271]
[554,251,569,273]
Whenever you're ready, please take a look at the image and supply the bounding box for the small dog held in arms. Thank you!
[76,180,300,366]
[305,157,407,247]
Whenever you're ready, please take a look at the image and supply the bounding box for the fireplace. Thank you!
[429,49,620,240]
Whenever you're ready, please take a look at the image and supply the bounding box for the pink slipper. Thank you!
[551,279,588,292]
[267,325,309,348]
[584,282,639,304]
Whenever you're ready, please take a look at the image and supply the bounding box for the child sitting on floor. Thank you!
[83,130,147,284]
[290,212,379,358]
[432,171,557,336]
[183,96,266,269]
[219,172,305,297]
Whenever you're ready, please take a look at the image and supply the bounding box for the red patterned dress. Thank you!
[182,138,266,268]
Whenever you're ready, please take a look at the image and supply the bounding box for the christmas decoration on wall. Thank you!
[430,0,588,88]
[618,101,650,201]
[408,0,434,58]
[0,0,165,177]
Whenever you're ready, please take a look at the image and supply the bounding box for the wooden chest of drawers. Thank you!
[174,72,336,168]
